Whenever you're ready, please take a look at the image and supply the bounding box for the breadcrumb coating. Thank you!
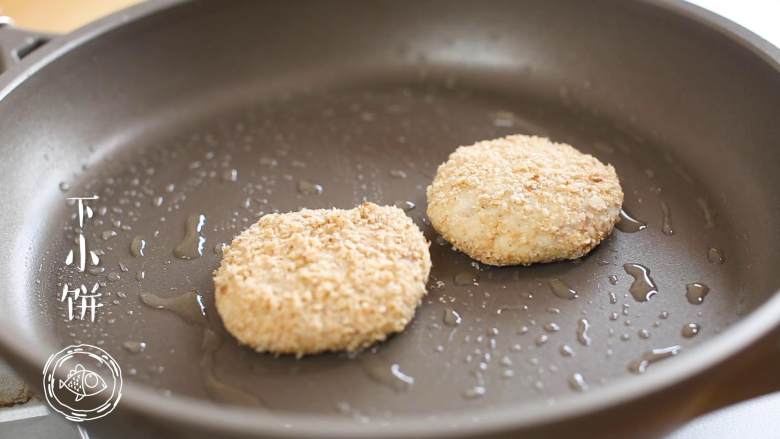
[426,134,623,266]
[214,202,431,356]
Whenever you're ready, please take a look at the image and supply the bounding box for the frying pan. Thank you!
[0,0,779,438]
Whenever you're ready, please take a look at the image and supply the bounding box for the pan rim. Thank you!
[0,0,778,436]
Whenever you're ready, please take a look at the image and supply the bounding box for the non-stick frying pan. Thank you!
[1,1,779,438]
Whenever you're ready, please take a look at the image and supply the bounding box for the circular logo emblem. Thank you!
[42,344,123,422]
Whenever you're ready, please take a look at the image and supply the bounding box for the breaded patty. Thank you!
[426,134,623,266]
[214,202,431,356]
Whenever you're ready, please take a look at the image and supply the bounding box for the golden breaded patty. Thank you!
[214,202,431,356]
[426,134,623,266]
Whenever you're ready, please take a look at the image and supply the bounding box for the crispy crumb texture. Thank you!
[426,134,623,266]
[214,202,431,356]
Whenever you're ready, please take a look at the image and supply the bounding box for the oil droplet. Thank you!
[394,200,416,211]
[102,230,117,241]
[549,279,578,300]
[140,291,206,325]
[608,275,618,285]
[576,318,592,346]
[297,180,323,195]
[335,402,369,423]
[59,182,70,192]
[535,334,549,346]
[174,214,206,259]
[616,208,647,233]
[568,373,588,392]
[628,346,681,374]
[608,291,618,304]
[686,283,710,305]
[443,308,462,327]
[492,111,516,128]
[463,385,486,399]
[682,323,701,338]
[201,328,261,406]
[560,344,575,357]
[361,355,414,392]
[707,247,725,264]
[623,263,659,302]
[544,322,561,333]
[107,272,120,282]
[660,201,674,235]
[389,169,407,179]
[130,236,147,257]
[696,198,716,228]
[221,168,238,182]
[638,329,650,339]
[454,271,478,286]
[123,341,147,353]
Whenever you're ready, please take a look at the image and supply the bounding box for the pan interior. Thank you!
[4,0,778,423]
[38,78,746,416]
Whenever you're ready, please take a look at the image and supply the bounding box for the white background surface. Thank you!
[686,0,780,48]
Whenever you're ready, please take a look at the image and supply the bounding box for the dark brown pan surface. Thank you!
[1,0,779,436]
[44,81,744,415]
